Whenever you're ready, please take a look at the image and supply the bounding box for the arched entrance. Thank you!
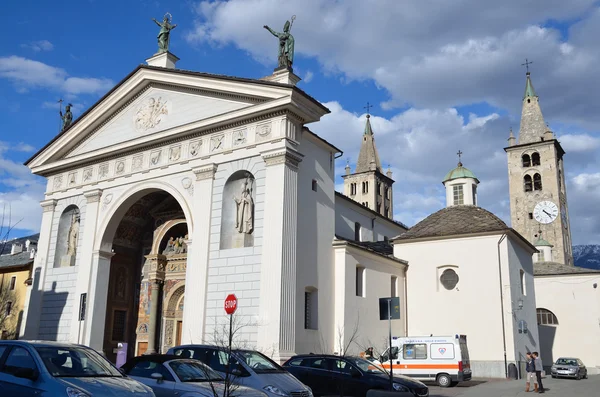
[99,188,189,363]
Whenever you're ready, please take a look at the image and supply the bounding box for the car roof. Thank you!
[0,340,90,349]
[171,345,260,354]
[557,357,579,360]
[285,354,360,360]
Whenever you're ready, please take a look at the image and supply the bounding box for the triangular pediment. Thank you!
[67,86,252,158]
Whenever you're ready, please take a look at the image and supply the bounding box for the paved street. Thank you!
[426,375,600,397]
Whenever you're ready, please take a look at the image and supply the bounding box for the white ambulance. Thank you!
[378,334,472,387]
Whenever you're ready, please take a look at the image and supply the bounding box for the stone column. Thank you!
[20,199,57,339]
[258,148,302,361]
[69,189,102,343]
[181,164,217,344]
[83,249,114,352]
[145,254,166,354]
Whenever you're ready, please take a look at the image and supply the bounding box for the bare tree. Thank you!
[0,283,18,339]
[336,313,361,357]
[0,203,22,255]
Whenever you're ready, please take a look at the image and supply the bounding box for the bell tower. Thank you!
[504,65,573,265]
[343,105,394,219]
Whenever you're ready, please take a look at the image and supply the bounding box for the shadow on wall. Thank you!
[39,281,69,341]
[538,325,557,370]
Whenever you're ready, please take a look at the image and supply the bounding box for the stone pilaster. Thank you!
[70,189,103,343]
[84,249,115,352]
[20,199,57,339]
[258,149,302,361]
[181,164,217,344]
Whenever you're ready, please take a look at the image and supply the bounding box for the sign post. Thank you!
[379,297,400,390]
[224,294,238,397]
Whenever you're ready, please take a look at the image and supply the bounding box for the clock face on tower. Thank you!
[534,201,559,224]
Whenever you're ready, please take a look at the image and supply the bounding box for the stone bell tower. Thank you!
[504,67,573,265]
[343,107,394,218]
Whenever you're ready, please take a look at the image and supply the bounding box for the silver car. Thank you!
[168,345,313,397]
[121,354,267,397]
[0,340,154,397]
[550,357,588,380]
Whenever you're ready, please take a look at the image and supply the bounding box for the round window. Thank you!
[440,269,459,290]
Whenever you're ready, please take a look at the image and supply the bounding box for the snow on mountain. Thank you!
[573,245,600,270]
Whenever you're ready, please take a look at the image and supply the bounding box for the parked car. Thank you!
[282,354,429,397]
[167,344,313,397]
[121,354,268,397]
[0,340,154,397]
[550,357,588,380]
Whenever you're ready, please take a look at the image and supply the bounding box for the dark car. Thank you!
[283,354,429,397]
[550,357,588,380]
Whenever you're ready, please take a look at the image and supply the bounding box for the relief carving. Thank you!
[83,168,93,182]
[99,163,109,179]
[54,175,63,190]
[210,134,224,152]
[169,146,181,162]
[233,128,247,146]
[150,150,161,166]
[162,235,188,256]
[189,140,202,157]
[181,177,193,196]
[134,96,169,132]
[132,155,144,171]
[68,172,77,186]
[115,160,126,175]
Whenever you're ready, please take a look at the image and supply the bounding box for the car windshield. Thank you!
[169,360,223,382]
[349,357,387,375]
[36,346,122,378]
[235,350,283,373]
[555,358,578,366]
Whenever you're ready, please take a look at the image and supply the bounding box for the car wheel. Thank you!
[437,374,452,388]
[551,375,556,378]
[584,372,588,379]
[576,373,581,380]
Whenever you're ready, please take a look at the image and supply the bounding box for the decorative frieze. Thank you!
[150,150,162,167]
[210,134,224,152]
[115,159,126,175]
[98,163,109,179]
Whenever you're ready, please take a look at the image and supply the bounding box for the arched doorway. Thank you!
[100,189,189,363]
[161,283,185,353]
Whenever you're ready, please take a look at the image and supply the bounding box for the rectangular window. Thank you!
[356,267,365,297]
[5,301,13,316]
[391,276,398,297]
[111,310,127,341]
[453,185,464,205]
[472,185,477,206]
[528,213,533,220]
[430,343,455,360]
[520,269,526,295]
[304,289,318,330]
[9,276,16,291]
[312,179,317,192]
[403,343,427,360]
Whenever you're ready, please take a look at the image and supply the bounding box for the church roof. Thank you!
[442,163,479,183]
[394,205,508,241]
[517,72,547,145]
[534,238,553,247]
[355,116,382,173]
[534,262,600,276]
[524,72,537,98]
[333,235,407,265]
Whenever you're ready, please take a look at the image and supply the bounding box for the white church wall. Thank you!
[534,273,600,374]
[333,245,405,356]
[204,156,266,346]
[38,195,87,341]
[334,197,405,242]
[395,235,518,378]
[295,133,336,356]
[505,237,540,373]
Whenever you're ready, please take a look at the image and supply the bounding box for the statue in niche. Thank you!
[233,177,254,234]
[163,235,188,255]
[66,214,80,256]
[163,237,175,255]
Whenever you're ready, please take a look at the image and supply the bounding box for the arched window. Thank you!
[524,175,533,192]
[522,154,531,167]
[537,308,559,325]
[533,173,542,191]
[531,152,541,166]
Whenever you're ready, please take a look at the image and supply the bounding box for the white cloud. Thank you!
[303,70,314,83]
[0,56,113,96]
[0,141,45,234]
[558,134,600,152]
[21,40,54,52]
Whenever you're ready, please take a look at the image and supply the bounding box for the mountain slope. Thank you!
[573,245,600,270]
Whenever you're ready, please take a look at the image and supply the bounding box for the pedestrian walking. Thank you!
[525,352,537,392]
[533,352,544,393]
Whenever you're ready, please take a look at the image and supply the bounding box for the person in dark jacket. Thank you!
[525,352,537,392]
[533,352,544,393]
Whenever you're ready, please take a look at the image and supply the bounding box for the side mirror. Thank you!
[151,373,164,383]
[231,368,242,377]
[14,367,38,381]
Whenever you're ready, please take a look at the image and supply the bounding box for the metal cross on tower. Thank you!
[364,102,373,117]
[457,150,463,166]
[521,58,533,73]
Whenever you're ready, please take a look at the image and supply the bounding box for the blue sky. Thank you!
[3,0,600,245]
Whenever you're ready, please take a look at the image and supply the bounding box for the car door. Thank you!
[302,357,333,397]
[126,360,176,397]
[330,358,363,397]
[0,345,43,397]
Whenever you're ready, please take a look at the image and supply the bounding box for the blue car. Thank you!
[0,340,154,397]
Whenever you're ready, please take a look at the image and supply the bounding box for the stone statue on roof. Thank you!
[153,13,177,53]
[60,103,73,131]
[264,16,295,70]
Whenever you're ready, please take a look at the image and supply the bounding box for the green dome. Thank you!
[443,163,479,183]
[534,238,553,247]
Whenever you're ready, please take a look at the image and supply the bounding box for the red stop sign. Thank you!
[224,294,238,315]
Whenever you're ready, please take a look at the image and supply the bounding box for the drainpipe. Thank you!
[497,233,508,378]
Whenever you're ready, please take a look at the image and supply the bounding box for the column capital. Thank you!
[261,148,303,169]
[192,164,218,181]
[93,250,115,260]
[40,199,58,212]
[84,189,103,203]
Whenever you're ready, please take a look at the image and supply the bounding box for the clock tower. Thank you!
[504,70,574,265]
